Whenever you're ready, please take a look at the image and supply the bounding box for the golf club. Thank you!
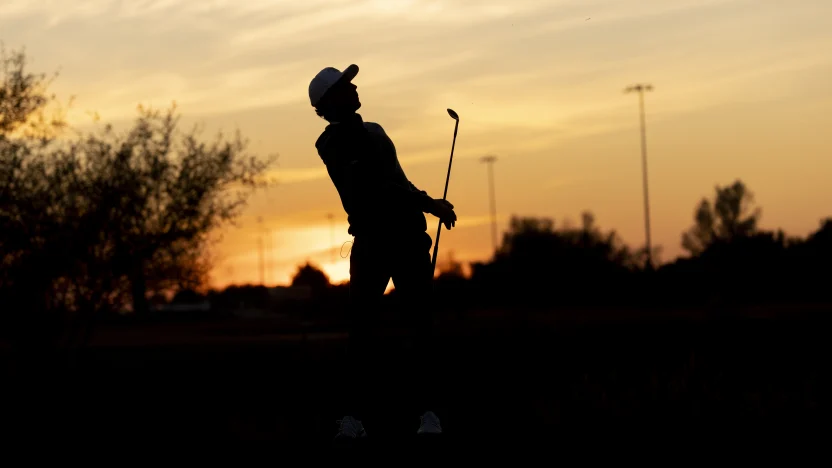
[431,108,459,275]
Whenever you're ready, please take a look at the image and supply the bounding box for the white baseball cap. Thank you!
[308,64,359,107]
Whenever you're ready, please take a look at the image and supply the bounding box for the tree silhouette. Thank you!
[806,218,832,252]
[1,47,74,327]
[291,262,331,295]
[433,251,468,308]
[81,104,274,313]
[496,213,634,273]
[468,212,636,306]
[787,218,832,301]
[437,250,466,279]
[682,180,761,256]
[1,48,274,323]
[172,288,205,304]
[0,45,66,139]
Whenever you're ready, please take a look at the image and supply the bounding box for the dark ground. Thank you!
[2,306,831,452]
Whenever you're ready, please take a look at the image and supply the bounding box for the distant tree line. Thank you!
[439,179,832,309]
[202,178,832,319]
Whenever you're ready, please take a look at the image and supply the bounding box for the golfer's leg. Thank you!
[390,232,437,417]
[345,237,390,424]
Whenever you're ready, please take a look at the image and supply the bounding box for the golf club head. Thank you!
[447,108,459,120]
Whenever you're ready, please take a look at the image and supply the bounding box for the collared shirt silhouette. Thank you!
[312,66,455,237]
[309,64,454,441]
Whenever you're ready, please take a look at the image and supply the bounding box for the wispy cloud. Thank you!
[10,0,823,129]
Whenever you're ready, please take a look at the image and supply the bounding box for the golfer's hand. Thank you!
[429,198,457,229]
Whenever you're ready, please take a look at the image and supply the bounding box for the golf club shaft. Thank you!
[431,119,459,273]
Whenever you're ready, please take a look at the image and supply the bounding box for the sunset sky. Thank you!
[3,0,831,287]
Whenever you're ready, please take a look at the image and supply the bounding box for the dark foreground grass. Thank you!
[2,306,830,451]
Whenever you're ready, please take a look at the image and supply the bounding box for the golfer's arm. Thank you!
[404,181,434,212]
[372,125,434,211]
[387,180,433,212]
[346,160,432,212]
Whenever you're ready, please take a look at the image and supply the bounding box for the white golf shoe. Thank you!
[335,415,367,440]
[417,411,442,435]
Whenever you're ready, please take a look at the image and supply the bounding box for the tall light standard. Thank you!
[481,155,498,254]
[625,83,654,268]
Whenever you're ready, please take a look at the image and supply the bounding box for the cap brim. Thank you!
[338,64,359,84]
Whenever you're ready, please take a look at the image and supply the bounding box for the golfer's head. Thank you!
[309,65,361,122]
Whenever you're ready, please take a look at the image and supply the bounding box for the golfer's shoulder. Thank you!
[363,121,388,136]
[315,125,344,164]
[314,129,332,156]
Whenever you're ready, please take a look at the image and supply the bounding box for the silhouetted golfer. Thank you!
[310,64,457,441]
